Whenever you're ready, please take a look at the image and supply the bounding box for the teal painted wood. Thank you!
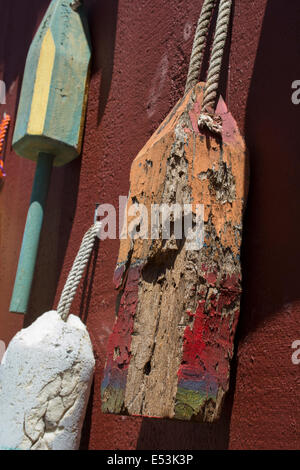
[10,1,92,313]
[12,0,56,154]
[12,0,91,167]
[10,154,54,314]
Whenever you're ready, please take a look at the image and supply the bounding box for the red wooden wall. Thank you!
[0,0,299,450]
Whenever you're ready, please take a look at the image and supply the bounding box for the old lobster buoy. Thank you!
[10,0,91,314]
[102,0,249,421]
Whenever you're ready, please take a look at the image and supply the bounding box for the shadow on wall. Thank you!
[240,0,300,341]
[136,365,236,450]
[86,0,119,125]
[0,0,50,117]
[136,0,300,450]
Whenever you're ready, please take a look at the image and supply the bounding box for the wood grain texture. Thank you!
[12,0,91,167]
[101,82,249,422]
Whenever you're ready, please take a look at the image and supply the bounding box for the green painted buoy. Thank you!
[10,0,91,314]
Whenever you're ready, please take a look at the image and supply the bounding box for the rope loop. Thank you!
[57,222,101,322]
[185,0,217,94]
[186,0,232,137]
[201,0,232,113]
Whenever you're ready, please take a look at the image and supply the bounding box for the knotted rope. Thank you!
[198,0,232,136]
[57,222,101,322]
[185,0,217,94]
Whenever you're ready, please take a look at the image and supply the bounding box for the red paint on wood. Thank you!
[178,271,241,397]
[103,265,142,387]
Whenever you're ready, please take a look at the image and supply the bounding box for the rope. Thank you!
[185,0,217,94]
[70,0,83,11]
[198,0,232,136]
[0,114,11,180]
[57,222,101,322]
[0,114,11,156]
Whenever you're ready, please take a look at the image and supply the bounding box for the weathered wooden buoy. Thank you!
[10,0,91,314]
[101,0,249,421]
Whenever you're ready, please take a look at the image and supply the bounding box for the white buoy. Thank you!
[0,223,100,450]
[0,311,95,450]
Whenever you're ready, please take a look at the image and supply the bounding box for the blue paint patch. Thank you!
[101,366,127,392]
[178,376,218,396]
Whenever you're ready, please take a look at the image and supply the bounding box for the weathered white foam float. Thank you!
[0,311,95,450]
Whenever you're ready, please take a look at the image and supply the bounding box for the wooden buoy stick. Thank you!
[9,0,91,314]
[10,153,54,314]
